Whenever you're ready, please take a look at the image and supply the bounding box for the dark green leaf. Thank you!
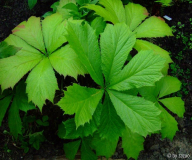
[0,95,12,126]
[64,140,81,160]
[81,139,97,160]
[28,0,37,10]
[0,41,20,59]
[8,98,22,139]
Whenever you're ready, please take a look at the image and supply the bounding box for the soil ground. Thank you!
[0,0,192,160]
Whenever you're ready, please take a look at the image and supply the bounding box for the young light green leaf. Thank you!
[84,0,125,24]
[158,76,181,98]
[42,13,67,54]
[26,57,58,111]
[98,94,125,141]
[157,103,178,140]
[28,0,37,9]
[101,23,136,84]
[109,50,165,91]
[91,133,118,158]
[56,0,76,19]
[8,98,22,139]
[81,139,97,160]
[64,140,81,160]
[125,3,149,31]
[65,21,104,86]
[0,51,43,91]
[49,45,87,79]
[159,97,185,118]
[134,16,173,38]
[12,16,46,53]
[122,127,144,159]
[57,84,104,128]
[108,90,161,136]
[0,95,12,126]
[91,17,106,37]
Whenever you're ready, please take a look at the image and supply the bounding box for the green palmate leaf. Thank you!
[65,21,104,86]
[0,41,20,59]
[81,139,97,160]
[157,103,178,140]
[42,13,67,54]
[28,0,37,9]
[0,51,43,91]
[122,127,144,159]
[101,23,136,84]
[26,57,58,111]
[12,16,45,53]
[64,140,81,160]
[98,94,125,141]
[109,50,165,91]
[8,98,22,139]
[134,16,173,38]
[58,84,104,128]
[158,76,181,98]
[84,0,125,24]
[91,17,106,37]
[0,95,12,126]
[91,133,118,158]
[49,45,87,79]
[108,90,161,136]
[125,3,149,31]
[159,97,185,118]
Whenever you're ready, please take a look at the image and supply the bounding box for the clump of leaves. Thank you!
[43,0,99,18]
[0,0,185,159]
[56,18,184,159]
